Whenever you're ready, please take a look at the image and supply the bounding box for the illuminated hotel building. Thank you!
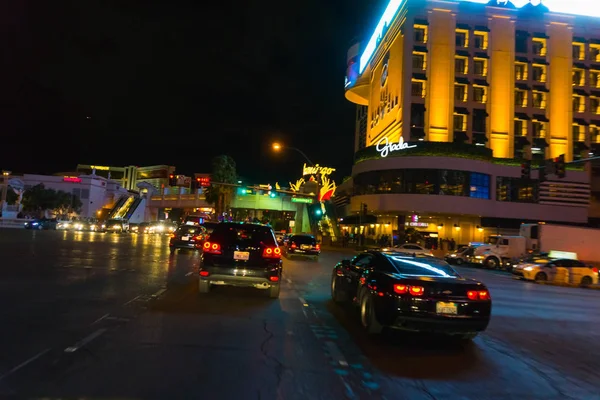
[343,0,597,244]
[76,164,175,192]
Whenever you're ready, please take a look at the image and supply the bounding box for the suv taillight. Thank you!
[193,235,203,241]
[203,241,222,254]
[315,243,320,250]
[291,243,297,249]
[263,247,281,258]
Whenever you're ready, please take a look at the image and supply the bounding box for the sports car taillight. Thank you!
[393,284,424,296]
[468,290,490,300]
[203,241,222,254]
[263,247,281,259]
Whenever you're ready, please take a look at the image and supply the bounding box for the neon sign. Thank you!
[90,165,110,171]
[376,137,417,158]
[63,176,82,183]
[302,164,336,176]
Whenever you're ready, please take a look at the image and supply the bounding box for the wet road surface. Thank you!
[0,229,599,399]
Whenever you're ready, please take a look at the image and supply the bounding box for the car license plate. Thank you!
[436,302,458,315]
[301,245,311,250]
[181,236,190,241]
[234,251,250,261]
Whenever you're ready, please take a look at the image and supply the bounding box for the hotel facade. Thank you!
[343,0,597,245]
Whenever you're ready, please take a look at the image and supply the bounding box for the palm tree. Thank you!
[205,155,237,218]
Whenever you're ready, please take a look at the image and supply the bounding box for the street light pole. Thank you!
[272,143,314,166]
[1,171,10,213]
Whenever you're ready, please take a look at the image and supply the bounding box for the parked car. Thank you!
[24,218,58,230]
[199,222,282,298]
[169,225,207,252]
[394,243,434,256]
[331,250,492,340]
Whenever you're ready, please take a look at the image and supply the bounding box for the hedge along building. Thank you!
[342,0,595,245]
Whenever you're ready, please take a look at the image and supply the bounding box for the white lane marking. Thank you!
[185,271,193,276]
[324,341,349,367]
[91,313,110,325]
[123,295,141,306]
[64,329,107,353]
[0,348,50,381]
[105,316,130,322]
[151,288,167,298]
[286,278,292,284]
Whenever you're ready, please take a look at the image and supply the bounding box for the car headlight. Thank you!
[524,266,534,271]
[101,224,106,229]
[450,254,456,258]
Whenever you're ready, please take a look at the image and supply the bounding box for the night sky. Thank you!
[2,0,385,184]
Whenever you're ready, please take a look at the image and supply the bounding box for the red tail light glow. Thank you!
[199,270,209,277]
[468,290,490,300]
[291,243,297,249]
[409,286,424,296]
[263,247,282,258]
[315,244,320,250]
[193,235,203,241]
[593,267,599,274]
[393,284,408,294]
[269,276,279,282]
[203,241,222,254]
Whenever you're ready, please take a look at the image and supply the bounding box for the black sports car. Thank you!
[331,250,491,340]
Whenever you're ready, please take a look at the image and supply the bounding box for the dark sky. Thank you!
[2,0,385,184]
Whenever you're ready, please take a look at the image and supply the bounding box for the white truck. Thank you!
[472,235,528,270]
[519,223,600,263]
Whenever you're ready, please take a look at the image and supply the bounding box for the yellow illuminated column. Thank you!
[547,22,573,161]
[426,8,456,142]
[488,15,515,158]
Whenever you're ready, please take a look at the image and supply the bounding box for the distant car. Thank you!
[513,257,599,286]
[275,232,285,245]
[199,223,282,298]
[331,250,491,340]
[394,243,434,256]
[24,218,58,230]
[106,219,129,233]
[169,225,207,252]
[284,234,320,260]
[445,246,475,265]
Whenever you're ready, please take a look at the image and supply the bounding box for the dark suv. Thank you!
[199,223,283,298]
[169,225,207,252]
[285,234,320,260]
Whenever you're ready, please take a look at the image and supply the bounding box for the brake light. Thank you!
[203,241,222,254]
[593,267,599,274]
[468,290,490,300]
[193,235,203,241]
[199,270,209,277]
[263,247,281,258]
[393,284,408,294]
[269,276,279,282]
[409,286,424,296]
[291,243,297,249]
[315,244,320,250]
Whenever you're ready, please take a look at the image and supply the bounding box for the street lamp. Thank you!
[271,142,314,166]
[1,171,11,211]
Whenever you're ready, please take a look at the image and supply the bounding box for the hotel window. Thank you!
[472,111,486,134]
[532,64,546,83]
[455,30,468,48]
[573,124,586,142]
[454,84,467,102]
[411,80,426,97]
[470,173,490,199]
[532,91,546,109]
[573,95,585,113]
[455,56,468,74]
[412,52,426,70]
[591,97,600,114]
[573,43,585,61]
[474,32,488,50]
[532,120,546,138]
[591,70,600,88]
[473,86,487,103]
[573,68,585,86]
[515,89,527,107]
[532,38,547,56]
[590,44,600,63]
[515,63,528,81]
[591,125,600,143]
[514,119,527,137]
[473,59,487,77]
[414,25,428,43]
[453,113,467,131]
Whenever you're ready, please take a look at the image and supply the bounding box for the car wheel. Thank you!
[485,257,499,269]
[534,272,547,283]
[581,276,593,286]
[198,280,210,294]
[331,275,348,303]
[456,258,463,265]
[269,284,280,299]
[360,294,382,334]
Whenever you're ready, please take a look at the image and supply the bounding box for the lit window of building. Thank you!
[573,124,586,142]
[473,85,487,103]
[455,56,468,75]
[573,43,585,61]
[591,70,600,89]
[412,52,426,70]
[532,120,547,138]
[590,44,600,62]
[474,32,488,50]
[453,113,467,131]
[591,125,600,143]
[532,38,547,56]
[515,89,528,108]
[573,68,585,86]
[414,25,428,43]
[515,63,528,81]
[411,79,426,97]
[591,97,600,114]
[532,91,547,109]
[514,119,527,137]
[573,95,586,113]
[473,58,488,77]
[532,64,546,83]
[454,84,467,102]
[455,29,469,48]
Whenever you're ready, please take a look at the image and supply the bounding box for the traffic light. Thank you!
[168,174,177,186]
[269,191,277,198]
[554,154,566,178]
[520,160,531,180]
[191,177,201,191]
[362,203,368,216]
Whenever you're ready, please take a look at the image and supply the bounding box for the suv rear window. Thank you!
[177,226,205,235]
[291,235,316,245]
[210,224,276,246]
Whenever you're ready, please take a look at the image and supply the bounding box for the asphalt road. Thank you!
[0,229,599,399]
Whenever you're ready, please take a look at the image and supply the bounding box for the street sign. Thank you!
[291,197,313,204]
